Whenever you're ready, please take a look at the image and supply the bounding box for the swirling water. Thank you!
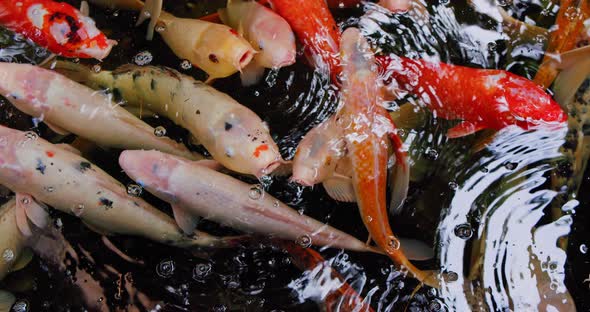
[0,0,588,311]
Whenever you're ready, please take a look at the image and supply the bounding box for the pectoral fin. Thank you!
[15,194,33,237]
[11,248,34,271]
[553,45,590,106]
[172,204,199,235]
[240,58,266,86]
[137,0,163,40]
[322,174,356,202]
[389,155,409,215]
[21,196,49,230]
[45,122,71,136]
[447,121,486,138]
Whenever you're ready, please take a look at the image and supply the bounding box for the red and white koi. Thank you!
[0,0,115,60]
[54,62,283,177]
[0,62,200,160]
[119,150,376,253]
[0,125,236,249]
[219,0,296,85]
[376,54,567,138]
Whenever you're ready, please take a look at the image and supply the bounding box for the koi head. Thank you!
[248,8,296,69]
[119,150,179,203]
[194,24,256,79]
[26,2,116,60]
[206,109,283,178]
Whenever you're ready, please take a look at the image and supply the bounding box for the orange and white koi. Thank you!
[376,54,567,138]
[219,0,296,85]
[338,28,437,287]
[54,62,283,177]
[0,0,115,60]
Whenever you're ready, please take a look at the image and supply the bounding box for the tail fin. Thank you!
[51,61,94,85]
[553,45,590,106]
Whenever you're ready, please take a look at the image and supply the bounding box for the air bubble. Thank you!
[425,148,439,160]
[444,271,459,282]
[454,223,473,239]
[504,162,517,170]
[180,60,192,70]
[143,10,151,17]
[387,237,400,250]
[295,235,312,248]
[44,186,55,193]
[448,181,458,190]
[156,260,175,278]
[127,184,143,197]
[133,51,153,66]
[154,126,166,137]
[24,132,38,140]
[273,201,279,207]
[549,282,559,291]
[72,204,85,217]
[192,263,212,281]
[2,249,14,262]
[12,300,29,312]
[580,244,588,254]
[248,184,263,200]
[427,299,443,312]
[155,24,166,32]
[487,41,497,51]
[92,64,102,73]
[20,197,30,205]
[497,0,512,6]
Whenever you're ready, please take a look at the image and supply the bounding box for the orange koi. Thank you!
[338,28,437,287]
[0,0,115,60]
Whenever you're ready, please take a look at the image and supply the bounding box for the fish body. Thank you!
[0,125,227,249]
[219,0,295,69]
[0,0,115,60]
[158,11,255,80]
[55,62,282,177]
[269,0,341,83]
[376,55,567,138]
[119,150,374,253]
[0,199,25,280]
[0,62,199,160]
[339,28,436,286]
[291,115,344,186]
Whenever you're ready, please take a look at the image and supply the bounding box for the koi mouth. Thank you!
[257,160,282,178]
[237,50,255,70]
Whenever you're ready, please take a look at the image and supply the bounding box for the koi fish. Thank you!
[0,199,29,280]
[0,62,201,160]
[338,28,437,287]
[219,0,296,85]
[268,0,341,83]
[0,0,116,60]
[0,125,237,249]
[376,54,567,138]
[119,150,375,253]
[90,0,256,80]
[54,62,283,177]
[277,240,375,312]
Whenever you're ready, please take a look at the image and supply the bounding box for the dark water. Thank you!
[0,0,589,311]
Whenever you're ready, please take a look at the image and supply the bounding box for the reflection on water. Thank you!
[437,125,576,311]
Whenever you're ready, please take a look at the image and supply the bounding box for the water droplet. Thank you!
[504,162,517,170]
[454,223,473,239]
[480,166,489,173]
[44,186,54,193]
[549,262,558,271]
[155,23,166,32]
[273,201,279,207]
[143,10,151,17]
[426,288,438,298]
[12,300,29,312]
[487,41,497,51]
[295,235,312,248]
[549,282,559,291]
[425,148,439,160]
[154,126,166,137]
[387,237,400,250]
[72,204,85,217]
[444,271,459,282]
[497,0,512,6]
[97,297,104,303]
[448,181,458,190]
[248,184,263,200]
[112,10,119,17]
[20,197,30,205]
[156,260,175,278]
[3,249,15,262]
[180,60,192,70]
[55,218,63,228]
[127,184,143,197]
[254,90,260,97]
[24,132,38,140]
[133,51,153,66]
[92,64,102,73]
[580,244,588,254]
[427,299,443,312]
[192,263,212,281]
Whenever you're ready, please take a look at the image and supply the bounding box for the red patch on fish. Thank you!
[46,151,54,157]
[229,29,239,36]
[253,144,269,158]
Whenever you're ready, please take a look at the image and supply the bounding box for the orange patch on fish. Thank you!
[253,144,269,158]
[46,151,55,158]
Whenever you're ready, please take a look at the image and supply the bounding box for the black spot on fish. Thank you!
[36,158,46,174]
[9,93,19,100]
[225,122,233,131]
[196,110,201,115]
[132,71,141,81]
[99,197,113,209]
[209,54,219,63]
[78,162,92,172]
[49,13,81,44]
[150,79,156,90]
